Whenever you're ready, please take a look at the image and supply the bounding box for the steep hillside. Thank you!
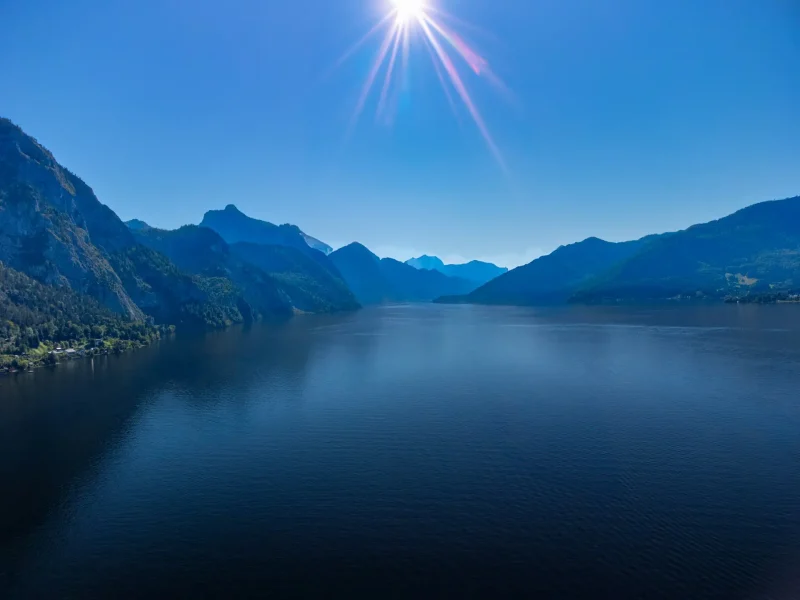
[445,260,508,285]
[0,118,142,318]
[329,243,398,305]
[229,242,359,313]
[125,219,151,231]
[0,118,275,328]
[575,197,800,301]
[0,260,160,358]
[131,225,293,319]
[201,205,329,256]
[132,224,357,315]
[438,237,649,305]
[439,196,800,306]
[330,243,477,304]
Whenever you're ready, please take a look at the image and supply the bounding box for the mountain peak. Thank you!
[407,255,446,271]
[125,219,151,231]
[336,242,380,261]
[406,255,507,286]
[200,206,332,256]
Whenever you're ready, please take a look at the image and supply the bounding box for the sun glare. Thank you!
[391,0,425,23]
[336,0,512,170]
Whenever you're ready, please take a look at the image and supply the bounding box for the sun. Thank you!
[336,0,511,170]
[391,0,426,23]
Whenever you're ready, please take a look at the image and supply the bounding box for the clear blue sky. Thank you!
[2,0,798,267]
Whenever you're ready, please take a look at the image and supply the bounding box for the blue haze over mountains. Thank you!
[1,117,799,333]
[406,255,508,287]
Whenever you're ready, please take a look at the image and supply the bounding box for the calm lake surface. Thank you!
[2,304,800,599]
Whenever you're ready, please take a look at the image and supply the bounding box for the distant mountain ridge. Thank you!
[406,255,446,271]
[439,237,651,305]
[125,219,151,231]
[406,255,507,286]
[129,224,359,315]
[439,196,800,306]
[331,243,477,304]
[200,205,331,256]
[227,242,358,313]
[4,116,799,336]
[574,197,800,302]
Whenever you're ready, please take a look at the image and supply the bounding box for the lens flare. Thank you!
[339,0,510,170]
[392,0,426,22]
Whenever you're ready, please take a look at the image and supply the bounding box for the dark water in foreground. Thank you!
[2,304,800,599]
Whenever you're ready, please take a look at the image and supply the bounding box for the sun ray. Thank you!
[340,0,512,170]
[329,12,396,77]
[421,27,460,124]
[421,15,488,75]
[377,24,403,118]
[417,15,506,170]
[350,21,400,129]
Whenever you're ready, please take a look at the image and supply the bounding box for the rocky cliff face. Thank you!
[0,119,143,318]
[0,118,276,328]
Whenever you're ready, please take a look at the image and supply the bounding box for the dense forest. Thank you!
[0,261,166,369]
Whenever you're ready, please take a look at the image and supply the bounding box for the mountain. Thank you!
[125,219,151,231]
[330,243,476,305]
[0,118,286,329]
[200,205,331,256]
[406,255,446,271]
[446,260,508,285]
[380,258,476,300]
[574,196,800,302]
[328,243,397,305]
[439,196,800,306]
[1,118,143,318]
[228,243,359,312]
[406,255,508,286]
[106,244,250,328]
[131,224,359,315]
[130,225,295,319]
[439,237,650,305]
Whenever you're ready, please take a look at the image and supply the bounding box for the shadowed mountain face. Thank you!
[131,225,292,321]
[0,118,143,318]
[330,243,476,305]
[200,205,330,256]
[131,225,359,316]
[406,255,508,286]
[0,119,237,326]
[0,118,318,329]
[228,242,359,313]
[574,197,800,301]
[441,237,650,306]
[440,196,800,306]
[125,219,151,231]
[328,243,395,305]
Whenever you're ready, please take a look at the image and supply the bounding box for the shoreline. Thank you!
[0,337,162,376]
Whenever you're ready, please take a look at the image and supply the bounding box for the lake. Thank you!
[2,304,800,599]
